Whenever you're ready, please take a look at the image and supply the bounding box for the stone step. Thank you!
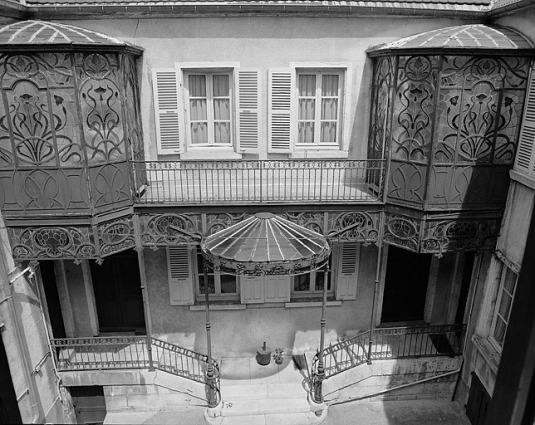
[220,383,307,400]
[215,411,326,425]
[220,397,311,417]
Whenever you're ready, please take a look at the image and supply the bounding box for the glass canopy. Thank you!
[201,212,331,276]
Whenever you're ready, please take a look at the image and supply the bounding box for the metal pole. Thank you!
[204,265,218,408]
[314,265,329,405]
[368,245,383,364]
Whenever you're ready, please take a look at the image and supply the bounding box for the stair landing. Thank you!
[206,356,327,424]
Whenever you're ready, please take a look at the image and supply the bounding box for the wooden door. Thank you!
[70,386,106,425]
[90,250,145,333]
[381,246,432,323]
[466,372,491,425]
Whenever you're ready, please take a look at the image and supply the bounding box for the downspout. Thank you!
[367,244,383,363]
[328,367,462,407]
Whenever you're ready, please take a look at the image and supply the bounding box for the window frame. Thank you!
[295,69,344,148]
[489,262,518,352]
[193,246,240,302]
[290,256,334,299]
[183,69,234,149]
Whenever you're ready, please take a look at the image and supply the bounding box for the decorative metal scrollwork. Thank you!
[328,211,380,245]
[141,213,202,247]
[383,214,420,252]
[98,217,135,257]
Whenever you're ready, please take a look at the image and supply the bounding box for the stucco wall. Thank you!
[145,245,379,359]
[61,17,474,162]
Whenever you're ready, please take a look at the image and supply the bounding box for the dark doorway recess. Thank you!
[0,335,23,424]
[70,386,106,425]
[381,245,432,323]
[90,249,145,334]
[466,372,491,425]
[40,261,66,339]
[456,251,476,327]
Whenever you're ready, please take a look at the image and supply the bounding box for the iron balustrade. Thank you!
[312,323,466,383]
[50,336,220,404]
[132,159,385,204]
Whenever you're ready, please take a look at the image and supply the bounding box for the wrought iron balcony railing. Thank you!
[132,159,385,205]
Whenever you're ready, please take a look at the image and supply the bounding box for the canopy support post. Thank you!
[367,244,383,364]
[313,265,329,409]
[204,266,219,409]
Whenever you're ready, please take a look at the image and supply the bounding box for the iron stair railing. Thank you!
[50,336,220,405]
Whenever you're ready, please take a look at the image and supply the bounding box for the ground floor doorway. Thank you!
[381,246,432,323]
[0,335,22,424]
[90,249,145,334]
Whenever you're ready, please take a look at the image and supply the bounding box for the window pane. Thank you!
[189,75,206,97]
[314,268,332,291]
[321,122,337,144]
[220,274,237,294]
[190,99,207,121]
[199,274,215,295]
[214,123,230,144]
[293,274,311,292]
[299,75,316,96]
[498,292,513,320]
[322,75,339,96]
[299,99,315,120]
[493,317,507,346]
[503,268,517,294]
[298,122,314,144]
[213,75,229,97]
[321,98,338,120]
[214,99,230,120]
[191,123,208,144]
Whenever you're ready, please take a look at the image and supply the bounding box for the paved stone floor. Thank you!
[105,399,471,424]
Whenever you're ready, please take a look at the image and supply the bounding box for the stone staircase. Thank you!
[206,356,327,425]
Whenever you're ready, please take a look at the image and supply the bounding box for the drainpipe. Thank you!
[367,244,383,364]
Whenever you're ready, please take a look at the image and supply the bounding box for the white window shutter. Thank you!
[236,69,261,153]
[240,276,265,304]
[268,68,294,153]
[265,276,290,302]
[515,67,535,177]
[167,247,194,305]
[336,243,360,301]
[153,68,184,155]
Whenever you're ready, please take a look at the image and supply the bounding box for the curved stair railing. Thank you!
[311,323,466,400]
[51,336,220,405]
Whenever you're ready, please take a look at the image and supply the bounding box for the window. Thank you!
[297,71,342,146]
[194,247,239,301]
[153,66,261,156]
[185,72,232,147]
[292,261,333,297]
[490,263,518,350]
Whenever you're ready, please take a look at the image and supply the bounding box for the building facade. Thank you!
[0,0,534,423]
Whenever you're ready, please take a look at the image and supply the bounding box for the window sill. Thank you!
[285,301,342,308]
[181,150,243,161]
[289,150,349,159]
[190,304,246,311]
[472,335,500,375]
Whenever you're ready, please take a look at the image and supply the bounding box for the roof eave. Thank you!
[23,3,490,20]
[367,46,535,56]
[0,42,144,54]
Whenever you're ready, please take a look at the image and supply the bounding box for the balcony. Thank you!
[133,159,385,205]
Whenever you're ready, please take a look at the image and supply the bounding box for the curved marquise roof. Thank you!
[0,20,142,53]
[201,213,331,276]
[368,24,535,55]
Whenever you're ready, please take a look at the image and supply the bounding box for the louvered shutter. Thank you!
[236,69,261,153]
[167,247,194,305]
[265,276,290,302]
[153,69,184,154]
[336,243,360,301]
[514,67,535,177]
[240,276,264,304]
[268,69,294,153]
